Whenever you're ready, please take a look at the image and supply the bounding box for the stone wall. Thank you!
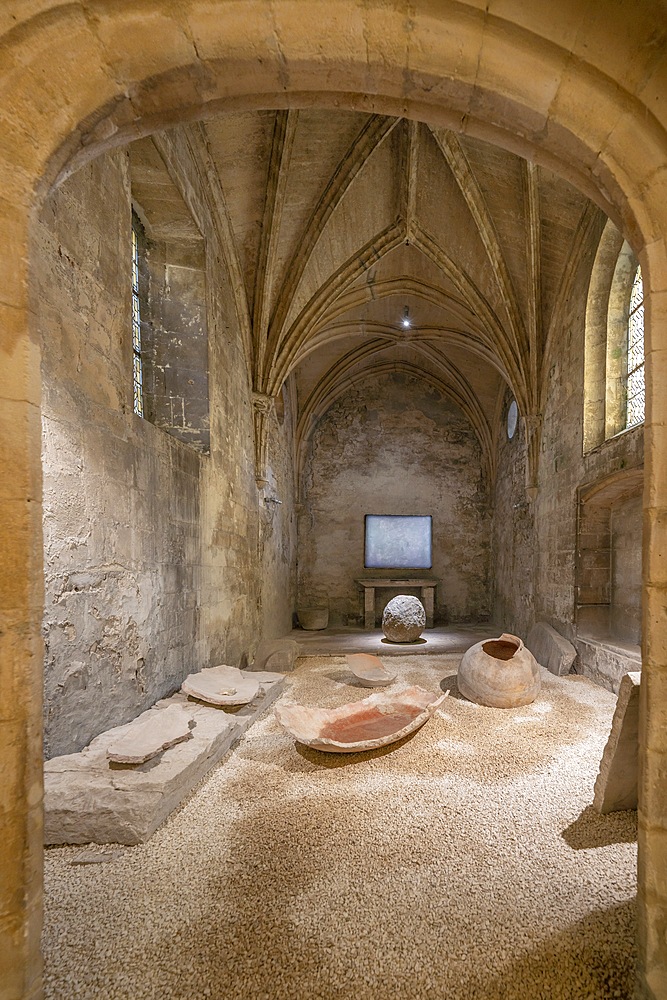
[297,371,491,625]
[34,146,296,758]
[492,229,644,684]
[491,394,534,636]
[611,493,642,644]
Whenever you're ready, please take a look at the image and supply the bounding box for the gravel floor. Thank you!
[43,655,637,999]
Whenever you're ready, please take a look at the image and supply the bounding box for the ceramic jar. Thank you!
[457,632,540,708]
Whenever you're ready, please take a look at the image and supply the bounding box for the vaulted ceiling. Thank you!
[136,109,607,483]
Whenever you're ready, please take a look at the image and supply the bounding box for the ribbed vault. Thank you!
[163,113,604,489]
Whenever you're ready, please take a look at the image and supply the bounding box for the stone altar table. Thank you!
[356,577,437,629]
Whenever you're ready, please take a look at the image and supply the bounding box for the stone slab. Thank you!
[526,622,576,676]
[107,703,193,764]
[44,679,284,846]
[181,664,261,705]
[593,671,640,814]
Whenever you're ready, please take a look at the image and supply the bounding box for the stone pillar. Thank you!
[638,276,667,1000]
[0,213,44,999]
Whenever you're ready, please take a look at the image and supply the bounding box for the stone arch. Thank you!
[3,5,667,998]
[295,350,495,494]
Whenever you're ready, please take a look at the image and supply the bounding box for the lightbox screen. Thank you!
[364,515,432,569]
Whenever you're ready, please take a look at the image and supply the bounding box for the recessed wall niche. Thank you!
[575,466,643,648]
[130,137,210,453]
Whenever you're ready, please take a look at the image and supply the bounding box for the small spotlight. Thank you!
[402,305,411,328]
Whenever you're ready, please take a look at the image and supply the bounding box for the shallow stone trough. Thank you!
[44,674,284,846]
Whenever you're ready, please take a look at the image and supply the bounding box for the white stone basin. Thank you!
[181,665,261,706]
[346,653,396,687]
[107,703,193,764]
[275,685,447,753]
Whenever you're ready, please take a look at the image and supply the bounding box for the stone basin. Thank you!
[181,665,260,706]
[346,653,396,687]
[275,685,447,753]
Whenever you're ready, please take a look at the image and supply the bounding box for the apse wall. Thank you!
[34,144,296,758]
[297,371,491,626]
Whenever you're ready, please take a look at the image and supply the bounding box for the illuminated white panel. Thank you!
[364,515,432,569]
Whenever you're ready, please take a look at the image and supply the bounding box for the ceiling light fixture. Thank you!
[402,306,411,328]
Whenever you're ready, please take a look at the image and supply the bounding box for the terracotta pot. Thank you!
[298,607,329,630]
[458,632,540,708]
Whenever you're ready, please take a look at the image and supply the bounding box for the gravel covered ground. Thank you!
[43,655,637,999]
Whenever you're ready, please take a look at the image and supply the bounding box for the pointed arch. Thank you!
[295,341,495,491]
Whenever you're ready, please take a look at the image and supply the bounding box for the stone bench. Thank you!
[356,577,437,629]
[44,672,284,846]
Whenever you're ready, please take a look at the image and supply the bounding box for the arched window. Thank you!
[131,212,145,418]
[626,265,645,428]
[583,222,644,451]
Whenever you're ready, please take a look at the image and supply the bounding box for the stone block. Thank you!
[252,638,300,672]
[44,680,284,846]
[526,621,576,676]
[593,671,640,814]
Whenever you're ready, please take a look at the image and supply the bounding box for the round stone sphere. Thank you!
[382,595,426,643]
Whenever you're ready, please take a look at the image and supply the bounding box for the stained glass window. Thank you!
[626,265,645,428]
[132,219,144,417]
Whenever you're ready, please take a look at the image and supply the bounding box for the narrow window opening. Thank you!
[626,265,645,429]
[132,214,144,418]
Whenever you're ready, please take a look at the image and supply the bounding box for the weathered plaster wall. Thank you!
[611,493,643,645]
[491,396,534,636]
[34,146,296,758]
[298,372,491,625]
[257,379,298,641]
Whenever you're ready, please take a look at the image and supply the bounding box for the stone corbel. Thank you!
[252,391,273,414]
[252,392,273,487]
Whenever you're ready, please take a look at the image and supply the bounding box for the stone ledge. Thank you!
[575,634,641,693]
[44,677,284,846]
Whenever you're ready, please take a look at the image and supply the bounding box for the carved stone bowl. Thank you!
[181,665,260,706]
[275,685,447,753]
[346,653,396,687]
[457,633,541,708]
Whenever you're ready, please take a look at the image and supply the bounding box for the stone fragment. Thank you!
[275,685,447,753]
[458,633,541,708]
[526,622,576,676]
[346,653,396,687]
[107,704,193,764]
[44,682,285,845]
[181,665,260,706]
[382,595,426,643]
[252,638,300,672]
[298,607,329,630]
[593,671,640,814]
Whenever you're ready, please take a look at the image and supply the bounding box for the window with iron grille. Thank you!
[626,265,645,429]
[131,213,144,418]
